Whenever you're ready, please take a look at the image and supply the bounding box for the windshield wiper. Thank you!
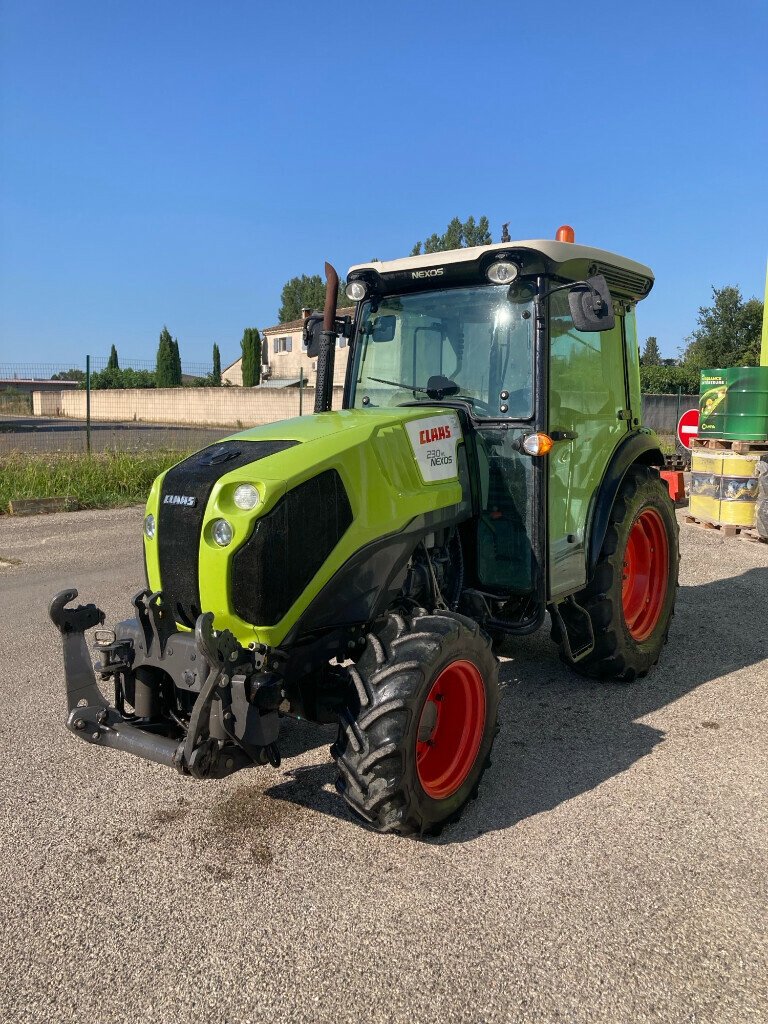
[367,375,427,393]
[366,374,460,400]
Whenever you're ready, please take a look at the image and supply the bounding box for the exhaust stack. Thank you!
[314,262,339,413]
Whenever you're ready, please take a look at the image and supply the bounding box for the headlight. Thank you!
[486,260,519,285]
[346,280,368,301]
[212,518,233,546]
[233,484,260,510]
[144,514,155,539]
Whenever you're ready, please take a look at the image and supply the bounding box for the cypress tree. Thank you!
[107,344,119,370]
[212,343,222,386]
[171,337,182,385]
[156,327,175,387]
[241,327,261,387]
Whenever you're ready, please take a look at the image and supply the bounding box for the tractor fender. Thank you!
[587,430,664,576]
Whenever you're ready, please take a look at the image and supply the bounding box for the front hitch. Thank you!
[49,589,280,778]
[49,589,184,769]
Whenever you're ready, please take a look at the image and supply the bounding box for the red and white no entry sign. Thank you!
[677,408,699,449]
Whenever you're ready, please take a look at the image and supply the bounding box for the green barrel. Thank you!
[699,367,768,442]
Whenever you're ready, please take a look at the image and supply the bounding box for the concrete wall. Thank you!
[33,385,344,427]
[641,393,698,434]
[32,390,67,415]
[33,386,696,434]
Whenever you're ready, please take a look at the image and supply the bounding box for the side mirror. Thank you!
[568,275,615,332]
[303,312,354,356]
[371,315,396,342]
[303,314,324,357]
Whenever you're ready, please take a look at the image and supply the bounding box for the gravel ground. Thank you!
[0,507,766,1023]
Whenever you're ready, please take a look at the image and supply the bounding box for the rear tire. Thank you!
[331,611,500,836]
[554,464,679,681]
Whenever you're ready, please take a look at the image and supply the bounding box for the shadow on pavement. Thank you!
[263,566,768,841]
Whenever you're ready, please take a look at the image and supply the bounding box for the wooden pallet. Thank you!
[684,514,766,542]
[692,437,768,455]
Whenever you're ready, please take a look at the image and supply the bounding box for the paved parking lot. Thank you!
[0,416,227,453]
[0,507,765,1023]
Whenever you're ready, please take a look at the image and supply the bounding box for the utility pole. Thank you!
[85,355,91,455]
[761,259,768,366]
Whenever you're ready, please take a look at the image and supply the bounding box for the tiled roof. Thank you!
[262,307,354,334]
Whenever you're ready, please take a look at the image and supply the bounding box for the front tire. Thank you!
[555,464,679,680]
[332,611,500,836]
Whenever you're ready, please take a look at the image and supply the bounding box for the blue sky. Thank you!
[1,0,766,369]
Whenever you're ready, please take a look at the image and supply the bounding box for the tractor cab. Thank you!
[328,229,657,636]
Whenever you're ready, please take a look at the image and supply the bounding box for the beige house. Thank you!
[222,307,354,388]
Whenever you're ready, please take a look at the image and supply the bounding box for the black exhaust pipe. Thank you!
[314,261,339,413]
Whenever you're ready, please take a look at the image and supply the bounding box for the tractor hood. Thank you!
[143,408,470,646]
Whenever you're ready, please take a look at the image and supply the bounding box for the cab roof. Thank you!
[349,239,654,302]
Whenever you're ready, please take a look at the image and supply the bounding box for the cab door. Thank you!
[548,291,629,598]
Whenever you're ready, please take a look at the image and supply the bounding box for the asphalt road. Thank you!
[0,416,228,453]
[0,508,766,1023]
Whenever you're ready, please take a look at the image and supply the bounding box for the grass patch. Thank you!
[0,450,191,513]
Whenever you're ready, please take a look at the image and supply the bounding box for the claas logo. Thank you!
[419,424,452,445]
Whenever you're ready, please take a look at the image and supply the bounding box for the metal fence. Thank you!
[1,359,330,455]
[1,359,696,457]
[641,392,699,435]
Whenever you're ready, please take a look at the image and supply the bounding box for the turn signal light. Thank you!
[522,433,554,456]
[555,225,575,243]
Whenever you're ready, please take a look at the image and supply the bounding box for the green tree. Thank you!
[639,365,701,395]
[107,344,119,370]
[211,343,222,386]
[90,367,156,389]
[682,285,764,369]
[641,336,662,366]
[171,337,182,385]
[277,274,348,323]
[50,368,85,382]
[156,327,177,387]
[240,327,261,387]
[411,215,493,255]
[462,215,492,247]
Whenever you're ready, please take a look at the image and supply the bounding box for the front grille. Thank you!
[232,469,353,626]
[158,440,298,627]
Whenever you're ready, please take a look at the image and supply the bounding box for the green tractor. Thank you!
[51,227,679,836]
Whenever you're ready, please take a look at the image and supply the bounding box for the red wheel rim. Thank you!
[621,508,669,642]
[416,660,486,800]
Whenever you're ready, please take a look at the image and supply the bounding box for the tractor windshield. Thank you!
[350,284,534,419]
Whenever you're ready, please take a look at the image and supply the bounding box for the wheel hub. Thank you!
[621,508,669,642]
[416,660,486,800]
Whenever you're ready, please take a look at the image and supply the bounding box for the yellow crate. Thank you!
[691,451,723,475]
[689,494,721,522]
[689,453,759,526]
[721,452,759,476]
[717,500,756,527]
